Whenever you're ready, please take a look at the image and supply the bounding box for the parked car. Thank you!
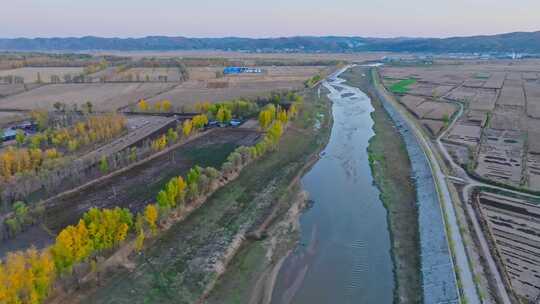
[229,119,242,127]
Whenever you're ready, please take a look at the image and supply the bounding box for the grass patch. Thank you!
[474,73,490,80]
[183,142,238,169]
[389,78,417,94]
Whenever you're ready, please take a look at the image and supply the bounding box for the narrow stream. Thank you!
[270,68,394,304]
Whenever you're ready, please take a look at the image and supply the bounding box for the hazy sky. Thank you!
[3,0,540,38]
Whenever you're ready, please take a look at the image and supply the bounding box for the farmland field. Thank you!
[389,78,417,93]
[116,67,183,82]
[147,66,327,108]
[0,82,176,111]
[0,67,84,83]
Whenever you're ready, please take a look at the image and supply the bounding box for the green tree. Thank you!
[99,156,109,173]
[15,130,25,147]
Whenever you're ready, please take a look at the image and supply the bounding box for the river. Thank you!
[270,68,394,304]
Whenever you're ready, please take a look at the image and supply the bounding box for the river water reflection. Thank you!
[270,69,394,304]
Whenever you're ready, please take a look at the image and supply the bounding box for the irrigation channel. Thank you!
[270,66,459,304]
[270,68,394,303]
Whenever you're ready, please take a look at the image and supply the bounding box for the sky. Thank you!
[2,0,540,38]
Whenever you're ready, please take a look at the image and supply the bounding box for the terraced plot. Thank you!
[476,129,524,186]
[476,192,540,302]
[525,83,540,118]
[498,80,525,107]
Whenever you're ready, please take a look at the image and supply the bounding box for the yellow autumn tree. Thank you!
[144,204,158,235]
[182,119,193,137]
[277,107,288,124]
[138,99,149,111]
[162,99,172,112]
[192,114,208,129]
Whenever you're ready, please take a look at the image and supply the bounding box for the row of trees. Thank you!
[0,147,61,180]
[46,114,126,151]
[258,102,298,130]
[149,114,208,153]
[51,207,133,274]
[137,99,172,113]
[200,100,259,119]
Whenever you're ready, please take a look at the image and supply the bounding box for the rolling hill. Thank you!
[1,31,539,53]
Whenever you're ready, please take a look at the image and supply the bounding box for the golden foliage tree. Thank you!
[182,119,193,137]
[137,99,149,112]
[144,204,158,235]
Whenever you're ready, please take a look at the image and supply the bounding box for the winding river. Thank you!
[270,68,394,304]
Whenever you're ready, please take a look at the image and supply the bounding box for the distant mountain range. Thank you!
[1,31,540,54]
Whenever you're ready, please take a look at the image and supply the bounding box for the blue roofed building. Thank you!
[223,67,263,75]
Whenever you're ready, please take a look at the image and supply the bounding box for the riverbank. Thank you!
[340,66,421,303]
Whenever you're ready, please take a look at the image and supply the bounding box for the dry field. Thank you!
[476,129,524,186]
[491,107,524,131]
[116,67,183,82]
[407,82,454,97]
[0,67,84,83]
[397,94,456,136]
[0,82,176,111]
[0,83,43,97]
[147,66,327,108]
[527,131,540,190]
[497,80,525,107]
[525,82,540,118]
[0,111,27,127]
[384,60,540,190]
[475,191,540,301]
[398,95,456,120]
[446,123,482,146]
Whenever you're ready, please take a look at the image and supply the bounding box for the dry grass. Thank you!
[0,82,176,111]
[0,67,84,83]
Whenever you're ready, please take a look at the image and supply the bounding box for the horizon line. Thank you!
[2,30,540,41]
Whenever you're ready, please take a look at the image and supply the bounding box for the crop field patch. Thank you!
[476,192,540,301]
[116,67,183,82]
[407,82,454,97]
[497,83,525,107]
[525,83,540,118]
[0,67,84,83]
[483,72,506,89]
[491,108,525,131]
[0,82,176,111]
[476,129,524,186]
[470,89,498,111]
[445,123,482,146]
[446,86,477,101]
[389,78,417,93]
[0,83,42,97]
[400,95,456,120]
